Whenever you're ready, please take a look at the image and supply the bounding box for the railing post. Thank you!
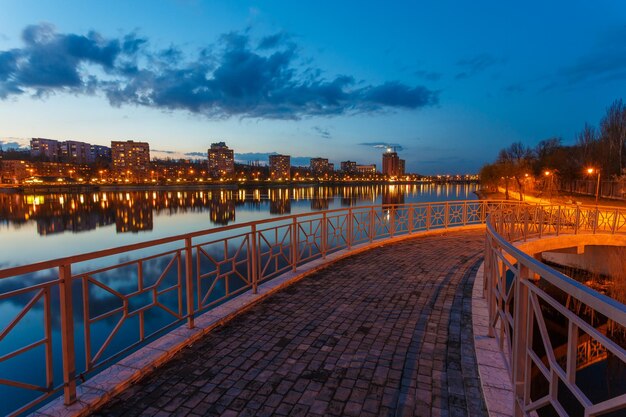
[462,201,467,225]
[575,205,580,235]
[487,245,497,339]
[593,207,599,234]
[524,207,528,242]
[347,207,353,249]
[512,264,530,417]
[369,206,375,242]
[322,212,328,258]
[408,204,414,234]
[251,224,258,294]
[58,263,77,405]
[480,201,486,224]
[390,206,395,237]
[291,217,298,271]
[565,321,579,384]
[184,237,195,329]
[426,204,431,230]
[444,202,449,229]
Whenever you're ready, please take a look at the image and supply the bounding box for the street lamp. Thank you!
[586,168,601,205]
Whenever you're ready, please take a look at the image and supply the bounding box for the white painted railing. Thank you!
[485,203,626,416]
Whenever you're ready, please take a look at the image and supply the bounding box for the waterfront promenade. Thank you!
[90,229,487,417]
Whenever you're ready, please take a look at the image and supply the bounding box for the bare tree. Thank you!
[600,99,626,177]
[497,142,535,201]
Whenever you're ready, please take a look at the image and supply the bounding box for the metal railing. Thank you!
[1,200,491,416]
[485,203,626,416]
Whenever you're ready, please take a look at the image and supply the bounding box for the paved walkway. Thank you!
[92,230,488,417]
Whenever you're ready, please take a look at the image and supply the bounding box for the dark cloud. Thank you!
[312,126,331,139]
[0,24,439,119]
[455,53,501,79]
[361,82,437,109]
[358,142,404,151]
[257,32,290,50]
[184,151,206,157]
[151,149,178,154]
[415,70,442,81]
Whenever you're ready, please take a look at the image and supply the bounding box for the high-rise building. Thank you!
[111,140,150,180]
[207,142,235,178]
[340,161,357,173]
[90,145,112,163]
[398,159,406,176]
[30,138,61,161]
[61,141,91,164]
[269,154,291,180]
[382,149,401,177]
[310,157,330,176]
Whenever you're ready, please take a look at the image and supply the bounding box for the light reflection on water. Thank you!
[0,183,478,267]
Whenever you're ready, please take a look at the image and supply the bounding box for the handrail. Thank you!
[484,202,626,416]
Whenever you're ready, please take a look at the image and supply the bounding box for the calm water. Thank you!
[0,183,478,415]
[0,183,478,268]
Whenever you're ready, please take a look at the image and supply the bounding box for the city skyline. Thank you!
[1,1,626,174]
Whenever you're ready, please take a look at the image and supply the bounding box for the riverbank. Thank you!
[1,180,479,194]
[475,187,626,208]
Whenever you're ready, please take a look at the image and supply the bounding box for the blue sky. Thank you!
[1,0,625,174]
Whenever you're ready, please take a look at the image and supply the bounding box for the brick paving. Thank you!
[92,230,488,417]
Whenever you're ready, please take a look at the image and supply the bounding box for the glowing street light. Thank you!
[586,167,601,205]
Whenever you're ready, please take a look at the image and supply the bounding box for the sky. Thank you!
[1,0,625,174]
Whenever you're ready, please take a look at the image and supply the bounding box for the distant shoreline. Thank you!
[0,180,479,194]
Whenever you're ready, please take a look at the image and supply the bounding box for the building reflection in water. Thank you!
[269,188,291,215]
[382,184,405,210]
[0,183,478,235]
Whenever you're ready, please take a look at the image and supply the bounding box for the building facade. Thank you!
[310,157,330,176]
[269,154,291,180]
[340,161,357,173]
[30,138,61,161]
[111,140,150,180]
[61,141,91,164]
[207,142,235,178]
[355,164,377,174]
[382,150,401,177]
[90,145,112,163]
[0,160,31,183]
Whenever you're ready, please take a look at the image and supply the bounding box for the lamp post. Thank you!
[586,168,601,205]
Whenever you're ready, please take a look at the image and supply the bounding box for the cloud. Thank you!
[0,24,439,119]
[415,70,442,81]
[455,53,501,79]
[151,148,178,154]
[184,151,206,157]
[312,126,331,139]
[0,137,29,149]
[0,140,29,150]
[358,142,404,151]
[257,32,290,50]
